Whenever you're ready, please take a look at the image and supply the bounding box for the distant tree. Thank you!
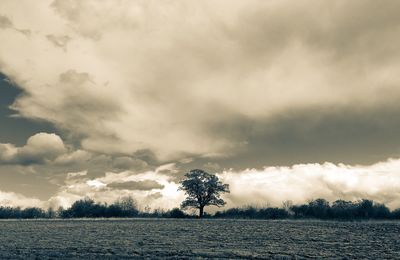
[331,200,356,219]
[356,199,374,219]
[308,198,330,219]
[167,208,187,218]
[214,206,289,219]
[21,207,46,219]
[282,200,293,212]
[65,197,107,218]
[56,206,67,218]
[67,197,96,218]
[290,204,309,218]
[115,197,138,212]
[373,203,391,219]
[259,207,289,219]
[0,206,21,219]
[179,169,229,218]
[110,196,139,217]
[46,207,56,218]
[391,208,400,219]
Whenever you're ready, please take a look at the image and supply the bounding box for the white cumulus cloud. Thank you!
[3,158,400,211]
[0,133,66,164]
[219,159,400,209]
[40,158,400,211]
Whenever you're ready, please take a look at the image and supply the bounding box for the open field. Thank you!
[0,219,399,259]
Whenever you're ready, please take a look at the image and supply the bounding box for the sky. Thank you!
[1,0,400,211]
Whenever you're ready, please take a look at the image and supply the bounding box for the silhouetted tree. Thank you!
[214,206,288,219]
[259,207,289,219]
[114,196,138,216]
[391,208,400,219]
[21,207,46,218]
[67,197,96,218]
[373,203,391,219]
[179,169,229,218]
[282,200,293,215]
[290,204,309,218]
[331,200,355,219]
[215,207,241,218]
[167,208,187,218]
[107,196,139,217]
[356,199,374,219]
[0,206,21,218]
[46,207,57,218]
[2,196,400,220]
[63,197,107,218]
[308,199,330,219]
[56,206,65,218]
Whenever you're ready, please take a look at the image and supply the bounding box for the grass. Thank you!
[0,219,399,258]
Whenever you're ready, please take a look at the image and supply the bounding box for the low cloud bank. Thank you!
[220,159,400,209]
[2,158,400,210]
[0,190,45,208]
[47,167,184,211]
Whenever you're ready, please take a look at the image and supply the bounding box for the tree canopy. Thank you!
[179,169,229,217]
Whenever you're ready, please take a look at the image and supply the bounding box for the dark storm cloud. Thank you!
[214,104,400,169]
[228,0,400,70]
[107,180,164,191]
[3,0,400,160]
[1,0,400,209]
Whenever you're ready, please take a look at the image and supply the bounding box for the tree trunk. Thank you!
[199,206,204,218]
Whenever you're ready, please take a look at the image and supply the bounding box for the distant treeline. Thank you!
[1,197,400,220]
[214,199,400,220]
[0,197,187,219]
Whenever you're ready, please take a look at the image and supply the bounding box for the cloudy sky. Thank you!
[1,0,400,211]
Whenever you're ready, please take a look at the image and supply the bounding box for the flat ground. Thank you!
[0,219,399,259]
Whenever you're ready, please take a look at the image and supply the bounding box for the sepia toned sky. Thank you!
[1,0,400,211]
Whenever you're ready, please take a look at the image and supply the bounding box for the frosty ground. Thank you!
[0,219,399,259]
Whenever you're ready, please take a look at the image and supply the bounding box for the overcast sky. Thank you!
[1,0,400,211]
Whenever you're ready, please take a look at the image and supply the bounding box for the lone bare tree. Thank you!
[179,169,229,218]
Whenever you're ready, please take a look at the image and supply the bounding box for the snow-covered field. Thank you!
[0,219,399,259]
